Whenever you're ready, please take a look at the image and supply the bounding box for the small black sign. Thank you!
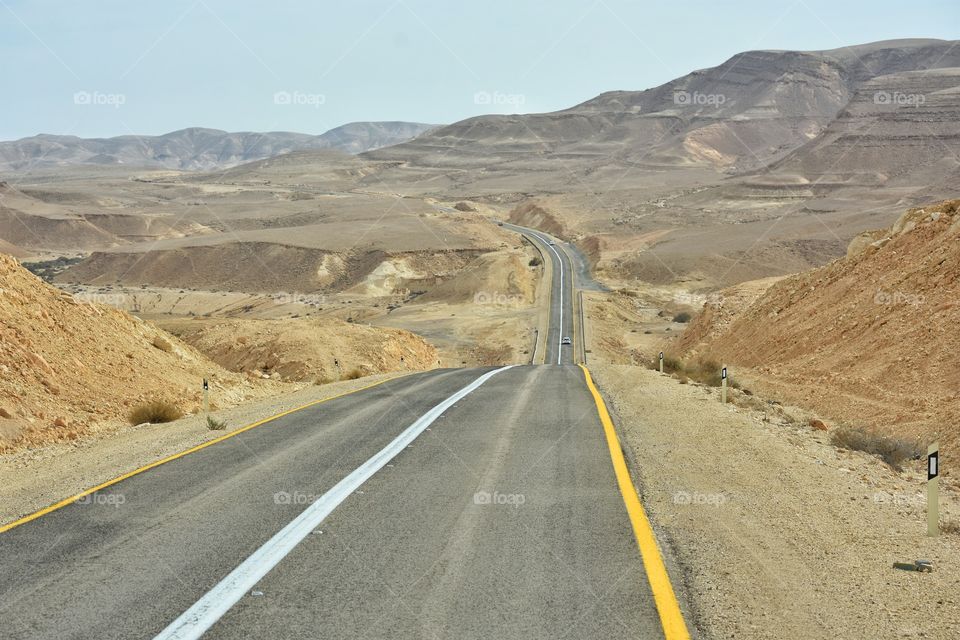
[659,352,664,360]
[203,378,209,391]
[721,367,727,380]
[929,451,939,480]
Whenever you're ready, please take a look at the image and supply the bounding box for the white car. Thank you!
[561,336,572,345]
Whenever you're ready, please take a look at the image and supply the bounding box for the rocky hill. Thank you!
[0,122,436,172]
[0,251,446,452]
[678,199,960,454]
[753,67,960,194]
[0,254,261,452]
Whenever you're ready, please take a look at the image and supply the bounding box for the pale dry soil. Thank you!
[0,373,408,527]
[592,364,960,640]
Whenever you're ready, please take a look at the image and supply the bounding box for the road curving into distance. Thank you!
[0,223,690,639]
[502,222,576,366]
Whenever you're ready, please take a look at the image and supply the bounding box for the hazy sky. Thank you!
[2,0,957,140]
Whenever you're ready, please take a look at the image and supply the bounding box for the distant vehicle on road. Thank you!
[561,336,572,345]
[549,241,556,246]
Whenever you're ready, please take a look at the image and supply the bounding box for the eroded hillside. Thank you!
[0,254,262,451]
[158,316,438,383]
[0,252,444,453]
[679,199,960,455]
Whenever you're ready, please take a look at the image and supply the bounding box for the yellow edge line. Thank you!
[580,364,691,640]
[0,374,407,535]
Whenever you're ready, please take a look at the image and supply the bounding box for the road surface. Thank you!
[0,224,687,639]
[502,222,575,366]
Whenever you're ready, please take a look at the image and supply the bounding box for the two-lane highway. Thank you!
[0,222,690,639]
[502,223,576,366]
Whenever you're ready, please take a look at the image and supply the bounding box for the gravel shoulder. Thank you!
[0,372,411,527]
[591,364,960,640]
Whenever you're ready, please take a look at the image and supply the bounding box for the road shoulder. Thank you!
[590,364,960,640]
[0,372,412,527]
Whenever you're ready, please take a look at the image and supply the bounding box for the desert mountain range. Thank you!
[367,39,960,179]
[5,39,958,287]
[0,121,436,172]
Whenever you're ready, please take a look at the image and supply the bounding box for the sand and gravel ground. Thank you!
[591,364,960,640]
[0,373,409,527]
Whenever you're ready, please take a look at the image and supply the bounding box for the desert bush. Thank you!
[128,400,182,425]
[663,356,684,374]
[648,354,683,374]
[688,359,740,389]
[943,519,960,536]
[315,375,335,385]
[688,359,724,386]
[830,426,923,471]
[651,356,740,389]
[343,368,365,380]
[673,312,692,323]
[206,416,227,431]
[528,257,542,267]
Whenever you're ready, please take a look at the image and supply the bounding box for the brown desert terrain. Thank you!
[675,199,960,470]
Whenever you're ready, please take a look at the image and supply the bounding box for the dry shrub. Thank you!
[830,426,923,471]
[649,355,684,374]
[343,368,365,380]
[128,400,182,425]
[652,356,739,389]
[206,416,227,431]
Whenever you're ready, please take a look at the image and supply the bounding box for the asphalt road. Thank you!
[0,225,677,639]
[0,365,665,639]
[502,223,575,365]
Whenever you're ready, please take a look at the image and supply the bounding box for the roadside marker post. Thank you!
[659,352,664,374]
[928,442,939,537]
[202,378,210,416]
[721,366,728,404]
